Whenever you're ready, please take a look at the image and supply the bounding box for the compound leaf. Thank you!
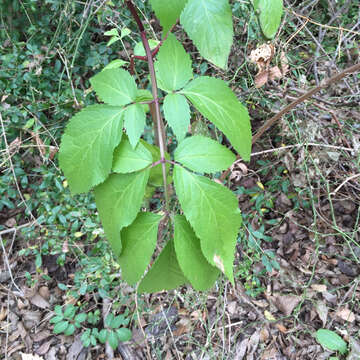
[119,212,162,285]
[149,0,188,35]
[124,103,146,148]
[113,136,152,173]
[163,93,190,142]
[180,0,233,69]
[173,166,242,283]
[181,77,251,161]
[90,68,137,106]
[94,170,150,257]
[155,33,193,92]
[59,105,124,194]
[138,240,188,293]
[174,215,220,290]
[254,0,283,39]
[174,135,236,173]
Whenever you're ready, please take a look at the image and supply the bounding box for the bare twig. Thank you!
[57,48,80,107]
[288,9,360,36]
[0,234,24,297]
[330,173,360,196]
[252,62,360,144]
[0,222,36,236]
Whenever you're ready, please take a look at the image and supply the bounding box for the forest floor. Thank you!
[1,0,360,359]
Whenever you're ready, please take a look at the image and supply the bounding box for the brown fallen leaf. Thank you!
[247,330,260,360]
[0,307,7,321]
[255,70,269,88]
[20,353,43,360]
[173,317,191,337]
[67,337,84,360]
[336,307,355,322]
[274,295,300,316]
[227,301,237,316]
[234,338,248,360]
[261,346,282,360]
[269,66,282,80]
[275,323,288,334]
[38,286,50,301]
[311,284,327,292]
[259,327,270,342]
[314,300,328,326]
[36,339,53,356]
[280,51,289,75]
[30,293,50,309]
[348,337,360,360]
[32,330,51,343]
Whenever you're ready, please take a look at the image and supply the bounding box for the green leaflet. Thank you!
[163,93,190,142]
[94,170,150,257]
[138,240,188,293]
[135,89,153,113]
[59,105,124,194]
[119,212,162,285]
[103,59,128,71]
[174,215,219,291]
[181,76,252,161]
[149,0,188,35]
[316,329,347,354]
[113,137,152,173]
[253,0,283,39]
[133,39,160,57]
[124,103,146,148]
[180,0,233,69]
[155,33,193,92]
[90,68,137,106]
[173,166,242,283]
[140,141,171,187]
[174,135,236,173]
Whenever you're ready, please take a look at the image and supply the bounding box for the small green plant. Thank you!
[50,304,87,337]
[93,313,132,350]
[50,305,131,348]
[58,0,283,293]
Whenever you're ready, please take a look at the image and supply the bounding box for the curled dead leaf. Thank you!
[255,70,269,88]
[249,43,274,71]
[269,66,282,81]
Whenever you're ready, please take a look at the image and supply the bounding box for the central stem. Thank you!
[126,1,169,211]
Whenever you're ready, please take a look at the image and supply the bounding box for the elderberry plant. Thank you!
[59,0,283,292]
